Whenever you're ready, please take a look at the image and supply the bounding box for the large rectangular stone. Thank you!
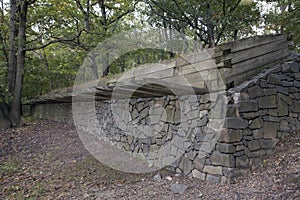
[277,98,288,116]
[291,101,300,113]
[203,165,223,175]
[247,140,261,151]
[225,118,248,129]
[218,129,243,143]
[210,151,235,167]
[216,143,236,153]
[268,73,282,85]
[206,174,221,183]
[192,169,206,180]
[248,86,265,99]
[263,122,279,139]
[238,101,258,113]
[259,95,277,108]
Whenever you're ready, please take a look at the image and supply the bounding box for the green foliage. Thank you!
[261,0,300,50]
[145,0,261,46]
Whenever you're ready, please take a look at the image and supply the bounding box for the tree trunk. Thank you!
[206,3,215,47]
[10,0,28,126]
[99,0,109,76]
[8,0,18,93]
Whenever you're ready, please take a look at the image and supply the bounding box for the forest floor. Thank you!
[0,120,299,200]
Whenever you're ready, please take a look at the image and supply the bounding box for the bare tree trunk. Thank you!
[10,0,28,126]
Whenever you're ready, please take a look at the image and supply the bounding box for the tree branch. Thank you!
[24,30,84,51]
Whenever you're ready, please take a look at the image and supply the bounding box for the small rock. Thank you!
[153,173,162,181]
[171,183,189,194]
[166,176,173,181]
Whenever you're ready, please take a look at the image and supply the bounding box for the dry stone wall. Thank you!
[31,56,300,184]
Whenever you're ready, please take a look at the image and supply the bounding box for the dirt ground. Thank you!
[0,120,299,199]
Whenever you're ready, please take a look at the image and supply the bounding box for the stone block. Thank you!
[233,150,245,157]
[236,145,244,151]
[206,174,220,183]
[203,165,223,175]
[282,63,291,72]
[218,129,243,143]
[179,157,193,175]
[253,129,263,139]
[247,140,261,151]
[263,122,279,139]
[194,154,206,170]
[289,87,299,93]
[225,118,248,129]
[249,118,264,129]
[195,142,214,154]
[291,101,300,113]
[210,151,235,167]
[236,155,249,168]
[216,143,236,153]
[263,116,280,122]
[277,98,288,116]
[226,105,238,117]
[294,80,300,88]
[290,62,300,72]
[250,149,266,158]
[294,93,300,100]
[244,136,253,141]
[281,81,294,87]
[248,86,265,99]
[259,139,279,149]
[241,110,267,119]
[259,95,277,108]
[264,88,277,95]
[238,101,258,113]
[240,92,251,100]
[268,109,277,116]
[192,169,206,180]
[295,73,300,81]
[276,86,289,95]
[268,73,282,85]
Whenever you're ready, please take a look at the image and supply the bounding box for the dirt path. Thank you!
[0,120,299,199]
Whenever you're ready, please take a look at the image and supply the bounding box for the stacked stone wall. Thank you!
[31,57,300,183]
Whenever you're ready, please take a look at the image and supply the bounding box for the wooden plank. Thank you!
[176,48,216,67]
[216,39,288,65]
[123,61,175,78]
[216,34,286,53]
[225,49,289,85]
[107,62,176,86]
[226,61,280,86]
[146,77,208,94]
[177,59,218,75]
[112,83,172,97]
[231,48,289,71]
